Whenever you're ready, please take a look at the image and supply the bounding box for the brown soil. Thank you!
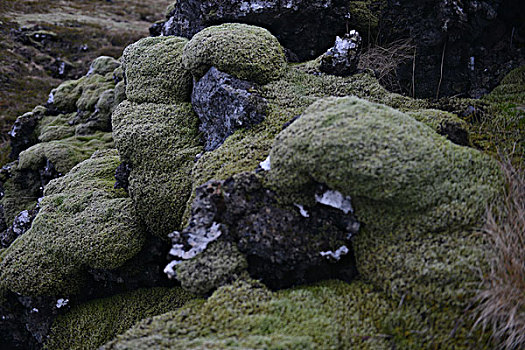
[0,0,171,164]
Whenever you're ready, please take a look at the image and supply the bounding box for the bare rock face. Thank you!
[381,0,525,98]
[152,0,352,61]
[192,67,267,151]
[165,172,360,293]
[320,30,362,76]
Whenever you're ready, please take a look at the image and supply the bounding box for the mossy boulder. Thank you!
[44,287,194,350]
[175,240,248,295]
[50,73,115,114]
[87,56,121,77]
[182,23,287,85]
[483,66,525,104]
[112,101,202,237]
[122,36,192,104]
[18,132,114,175]
[407,109,470,146]
[0,150,145,296]
[103,278,488,349]
[268,96,502,235]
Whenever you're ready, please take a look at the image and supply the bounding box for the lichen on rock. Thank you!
[182,23,287,85]
[0,149,145,296]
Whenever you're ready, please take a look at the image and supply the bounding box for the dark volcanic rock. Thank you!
[320,30,362,76]
[114,162,131,191]
[192,67,267,151]
[155,0,352,60]
[381,0,525,98]
[9,107,46,160]
[166,173,360,291]
[0,208,39,248]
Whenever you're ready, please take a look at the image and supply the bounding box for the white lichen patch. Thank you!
[315,190,353,214]
[56,298,69,308]
[320,245,349,261]
[165,222,223,278]
[259,155,271,171]
[164,260,181,279]
[294,203,310,218]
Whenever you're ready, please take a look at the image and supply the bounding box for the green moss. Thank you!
[103,279,394,349]
[268,96,502,235]
[103,278,488,349]
[182,23,287,85]
[483,66,525,104]
[44,287,194,350]
[348,1,380,40]
[406,108,470,143]
[38,113,76,142]
[355,227,488,307]
[51,79,83,113]
[75,74,115,112]
[50,72,115,114]
[18,131,114,175]
[0,149,145,296]
[123,36,192,104]
[87,55,121,77]
[176,240,248,295]
[112,101,202,237]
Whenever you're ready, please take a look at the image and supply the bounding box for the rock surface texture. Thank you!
[166,173,359,294]
[192,67,267,151]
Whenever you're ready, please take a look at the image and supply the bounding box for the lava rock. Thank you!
[381,0,525,98]
[320,30,362,76]
[114,162,131,191]
[9,106,46,160]
[192,67,267,151]
[0,208,39,248]
[155,0,352,61]
[166,172,360,292]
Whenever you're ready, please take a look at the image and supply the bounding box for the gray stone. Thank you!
[320,30,362,76]
[192,67,267,151]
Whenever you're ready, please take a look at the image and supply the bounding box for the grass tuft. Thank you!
[474,160,525,349]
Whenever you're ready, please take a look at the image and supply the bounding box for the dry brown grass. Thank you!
[474,160,525,349]
[358,39,415,94]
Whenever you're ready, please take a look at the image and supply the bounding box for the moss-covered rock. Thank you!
[87,56,121,77]
[0,150,145,296]
[103,279,393,349]
[268,96,502,235]
[112,101,202,237]
[483,66,525,104]
[175,240,248,295]
[182,23,287,85]
[18,132,114,175]
[44,287,194,350]
[122,36,192,104]
[103,278,489,349]
[407,109,470,146]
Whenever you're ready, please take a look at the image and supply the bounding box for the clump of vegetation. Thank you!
[474,161,525,350]
[45,287,195,350]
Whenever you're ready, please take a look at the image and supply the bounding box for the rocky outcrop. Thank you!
[381,0,525,98]
[320,30,362,76]
[1,15,524,350]
[152,0,365,61]
[166,173,359,293]
[154,0,524,98]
